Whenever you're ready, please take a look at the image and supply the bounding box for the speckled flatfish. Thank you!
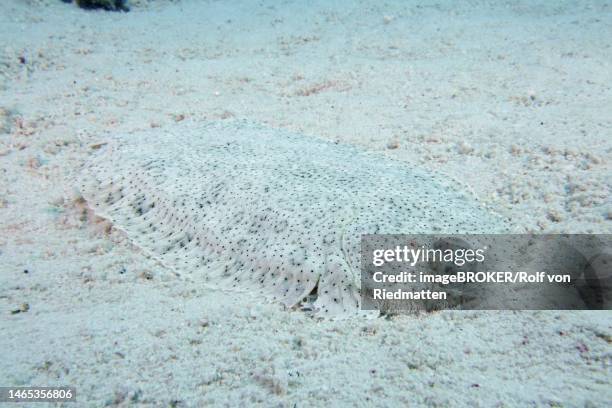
[79,120,510,314]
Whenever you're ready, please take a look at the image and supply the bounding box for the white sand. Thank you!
[0,0,610,406]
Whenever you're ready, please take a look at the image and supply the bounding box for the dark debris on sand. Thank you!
[62,0,130,12]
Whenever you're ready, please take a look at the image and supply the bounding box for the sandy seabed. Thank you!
[0,0,610,406]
